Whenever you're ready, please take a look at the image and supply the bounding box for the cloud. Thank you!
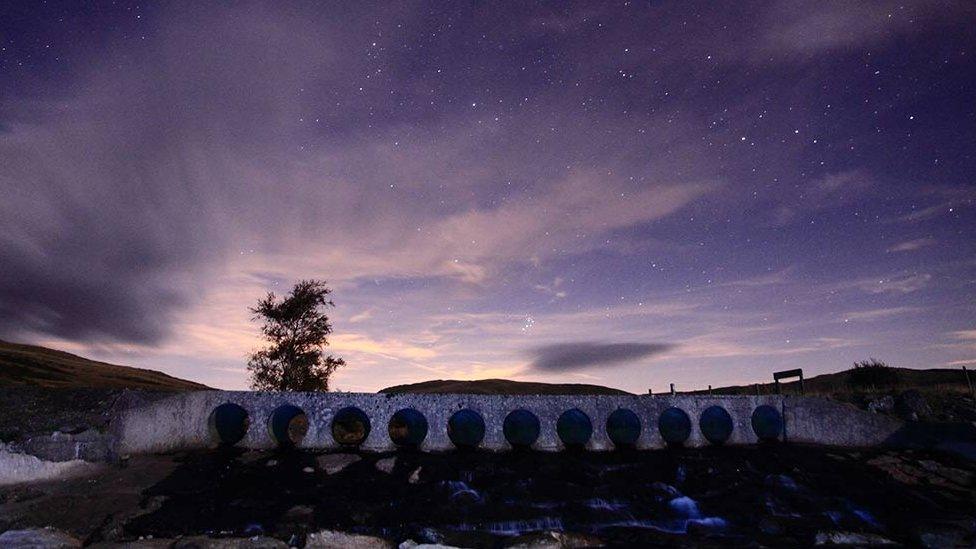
[857,273,932,295]
[951,330,976,341]
[757,1,972,58]
[534,277,567,300]
[0,3,713,346]
[0,4,330,343]
[842,306,922,322]
[894,187,975,222]
[331,333,437,360]
[419,171,712,276]
[2,1,973,394]
[887,238,936,252]
[348,309,374,323]
[529,342,674,372]
[766,170,873,226]
[672,334,857,360]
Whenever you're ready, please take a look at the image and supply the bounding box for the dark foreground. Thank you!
[4,444,973,548]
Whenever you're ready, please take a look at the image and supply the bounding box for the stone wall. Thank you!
[111,391,904,455]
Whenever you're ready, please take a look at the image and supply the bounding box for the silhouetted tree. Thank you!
[247,279,345,391]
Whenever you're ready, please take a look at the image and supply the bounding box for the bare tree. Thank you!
[247,279,345,391]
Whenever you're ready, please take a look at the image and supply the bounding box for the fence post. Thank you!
[670,383,675,396]
[965,366,975,400]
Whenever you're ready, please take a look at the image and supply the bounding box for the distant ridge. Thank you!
[381,367,971,397]
[379,378,631,395]
[685,367,969,396]
[0,339,209,391]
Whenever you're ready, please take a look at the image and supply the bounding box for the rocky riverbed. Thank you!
[1,443,974,547]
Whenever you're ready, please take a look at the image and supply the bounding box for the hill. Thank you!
[380,378,631,395]
[687,367,971,396]
[0,339,208,391]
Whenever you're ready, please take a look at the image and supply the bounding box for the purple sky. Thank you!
[1,1,974,393]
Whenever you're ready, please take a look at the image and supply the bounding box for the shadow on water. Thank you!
[122,443,976,547]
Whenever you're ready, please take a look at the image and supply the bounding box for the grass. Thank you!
[382,367,974,407]
[687,366,972,398]
[380,378,631,395]
[0,339,208,391]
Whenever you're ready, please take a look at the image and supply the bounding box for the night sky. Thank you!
[1,1,974,393]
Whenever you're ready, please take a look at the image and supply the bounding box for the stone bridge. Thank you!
[112,391,904,455]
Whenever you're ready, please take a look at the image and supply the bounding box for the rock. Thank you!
[90,540,173,548]
[758,517,783,536]
[869,453,975,492]
[448,488,481,506]
[0,528,82,548]
[416,527,446,544]
[917,528,969,548]
[375,457,396,474]
[0,448,95,486]
[867,395,895,414]
[687,517,728,535]
[266,460,277,467]
[668,496,701,519]
[814,531,896,545]
[867,454,922,485]
[305,529,394,548]
[916,459,974,487]
[242,523,265,537]
[21,429,114,462]
[764,474,799,493]
[303,466,315,473]
[502,530,603,547]
[764,493,800,518]
[283,504,315,521]
[895,390,931,420]
[648,481,681,500]
[172,536,288,548]
[408,466,422,484]
[237,452,267,465]
[316,453,361,475]
[351,509,374,524]
[398,541,464,549]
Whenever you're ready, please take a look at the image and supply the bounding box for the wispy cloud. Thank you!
[854,273,932,295]
[534,277,568,300]
[887,238,936,253]
[758,1,969,58]
[766,170,873,226]
[894,186,976,223]
[842,306,923,322]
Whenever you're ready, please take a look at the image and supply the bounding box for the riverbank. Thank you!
[1,444,972,547]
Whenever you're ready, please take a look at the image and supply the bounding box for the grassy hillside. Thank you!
[380,378,631,395]
[0,339,209,391]
[687,367,971,397]
[381,367,972,400]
